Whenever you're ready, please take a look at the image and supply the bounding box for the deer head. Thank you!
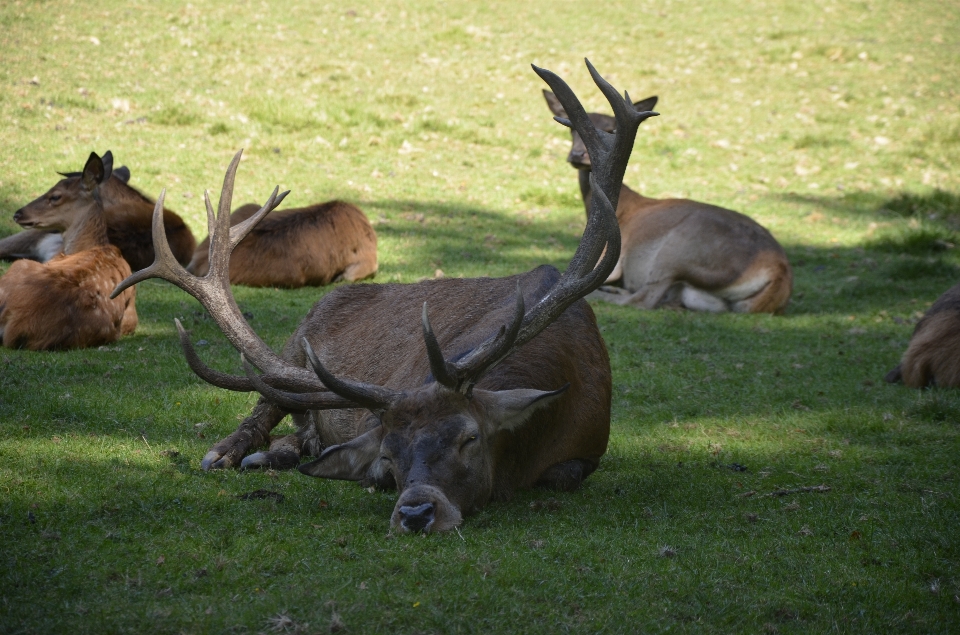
[14,152,114,232]
[543,90,658,170]
[14,152,115,254]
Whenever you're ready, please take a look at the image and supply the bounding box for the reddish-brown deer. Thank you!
[544,91,792,313]
[186,199,377,287]
[113,61,656,532]
[1,151,196,271]
[885,282,960,388]
[0,152,138,350]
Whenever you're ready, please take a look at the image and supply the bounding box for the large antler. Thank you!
[265,59,658,406]
[110,150,348,395]
[419,59,659,393]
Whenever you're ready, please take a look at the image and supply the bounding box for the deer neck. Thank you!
[578,168,594,217]
[62,194,109,255]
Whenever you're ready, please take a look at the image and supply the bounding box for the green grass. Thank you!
[1,0,960,632]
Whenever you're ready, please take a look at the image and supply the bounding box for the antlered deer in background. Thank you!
[0,151,196,271]
[186,199,377,287]
[113,61,657,532]
[544,91,793,314]
[0,152,138,350]
[885,282,960,388]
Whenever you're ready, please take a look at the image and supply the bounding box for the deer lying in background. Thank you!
[0,151,196,271]
[113,61,656,532]
[885,282,960,388]
[186,199,377,287]
[0,152,137,350]
[544,91,793,314]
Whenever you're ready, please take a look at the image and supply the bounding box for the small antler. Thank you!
[111,150,330,389]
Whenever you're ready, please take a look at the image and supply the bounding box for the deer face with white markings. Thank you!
[113,60,655,531]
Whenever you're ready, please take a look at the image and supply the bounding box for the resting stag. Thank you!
[113,61,657,532]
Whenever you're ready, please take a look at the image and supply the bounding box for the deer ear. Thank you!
[81,152,105,191]
[633,95,658,112]
[478,384,569,433]
[298,426,383,481]
[101,151,115,181]
[113,166,131,183]
[543,90,568,118]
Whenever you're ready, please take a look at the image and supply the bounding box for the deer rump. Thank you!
[187,200,377,287]
[284,265,611,495]
[885,281,960,388]
[0,246,135,350]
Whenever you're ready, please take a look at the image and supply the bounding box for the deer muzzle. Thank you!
[391,484,463,533]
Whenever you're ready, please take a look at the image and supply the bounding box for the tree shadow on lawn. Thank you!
[363,197,583,278]
[777,188,960,229]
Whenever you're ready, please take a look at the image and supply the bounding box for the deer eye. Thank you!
[460,435,477,450]
[49,195,62,203]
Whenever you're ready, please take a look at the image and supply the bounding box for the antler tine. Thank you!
[241,355,354,412]
[438,61,643,392]
[230,186,288,251]
[584,58,659,215]
[301,338,402,412]
[422,302,458,389]
[172,319,329,393]
[447,282,525,392]
[112,190,193,296]
[532,64,605,165]
[113,151,331,389]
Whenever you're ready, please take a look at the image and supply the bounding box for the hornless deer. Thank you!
[544,91,793,314]
[113,61,657,532]
[0,152,138,350]
[1,151,196,271]
[885,281,960,388]
[186,199,377,287]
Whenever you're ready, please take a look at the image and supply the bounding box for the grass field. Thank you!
[1,0,959,632]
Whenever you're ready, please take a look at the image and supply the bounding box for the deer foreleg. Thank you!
[239,433,303,470]
[201,399,287,470]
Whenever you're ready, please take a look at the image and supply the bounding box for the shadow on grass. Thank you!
[777,188,960,226]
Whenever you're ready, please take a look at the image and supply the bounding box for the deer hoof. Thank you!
[240,452,270,470]
[201,450,235,471]
[240,450,300,470]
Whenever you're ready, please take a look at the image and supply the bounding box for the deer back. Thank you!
[187,201,377,287]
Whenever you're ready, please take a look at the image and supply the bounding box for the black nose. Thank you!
[568,150,591,167]
[13,209,23,223]
[398,503,435,533]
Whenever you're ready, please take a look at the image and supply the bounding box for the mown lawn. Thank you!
[1,0,959,633]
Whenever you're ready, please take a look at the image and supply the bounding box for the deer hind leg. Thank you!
[535,459,598,492]
[202,399,287,470]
